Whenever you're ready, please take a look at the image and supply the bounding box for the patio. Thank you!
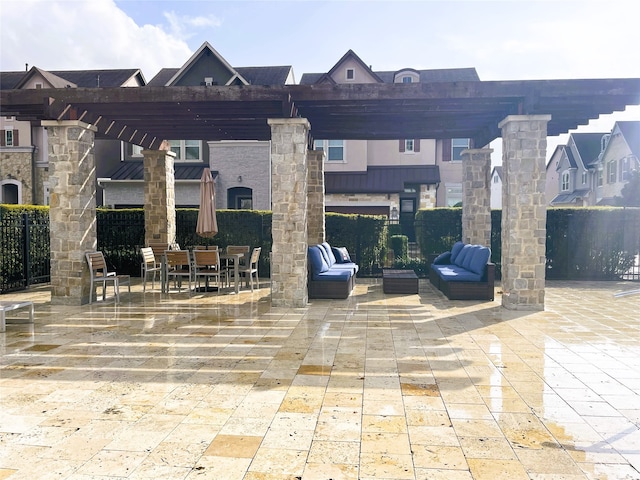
[0,279,639,480]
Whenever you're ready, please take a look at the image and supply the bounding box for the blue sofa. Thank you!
[308,242,359,299]
[429,241,495,300]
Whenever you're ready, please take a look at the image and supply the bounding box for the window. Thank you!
[561,172,570,191]
[452,138,469,161]
[132,144,143,157]
[5,129,13,147]
[620,156,636,181]
[582,171,587,185]
[314,140,345,161]
[597,169,603,187]
[346,69,354,80]
[445,183,462,206]
[607,160,617,183]
[405,139,414,152]
[169,140,202,161]
[402,76,413,83]
[493,175,499,184]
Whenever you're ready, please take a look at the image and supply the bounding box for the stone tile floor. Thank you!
[0,278,639,480]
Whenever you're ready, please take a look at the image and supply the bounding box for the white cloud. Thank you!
[0,0,193,79]
[163,11,222,40]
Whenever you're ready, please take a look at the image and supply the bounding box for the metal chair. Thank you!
[223,245,250,287]
[140,247,161,292]
[238,247,261,291]
[85,251,130,303]
[164,250,194,295]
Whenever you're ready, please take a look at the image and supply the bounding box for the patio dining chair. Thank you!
[164,250,194,295]
[238,247,261,292]
[140,247,161,292]
[193,249,223,292]
[223,245,250,287]
[85,251,131,304]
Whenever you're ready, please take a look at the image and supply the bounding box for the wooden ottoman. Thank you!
[383,269,419,294]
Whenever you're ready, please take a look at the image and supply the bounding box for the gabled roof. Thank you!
[550,189,590,206]
[14,67,77,89]
[0,68,145,89]
[166,41,249,86]
[564,145,578,169]
[615,121,640,158]
[325,165,440,194]
[148,66,294,87]
[300,50,479,85]
[570,132,606,167]
[491,166,503,180]
[105,161,214,181]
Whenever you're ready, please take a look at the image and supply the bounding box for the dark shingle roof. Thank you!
[1,69,144,89]
[107,161,215,181]
[571,133,606,167]
[616,121,640,158]
[0,71,29,90]
[147,66,292,86]
[301,67,479,85]
[325,166,440,194]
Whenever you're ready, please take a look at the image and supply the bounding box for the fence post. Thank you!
[22,213,30,288]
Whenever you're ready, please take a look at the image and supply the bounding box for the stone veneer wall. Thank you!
[143,149,176,245]
[307,149,325,245]
[461,148,492,246]
[268,118,310,308]
[42,121,97,305]
[499,115,550,311]
[419,185,437,209]
[0,150,33,203]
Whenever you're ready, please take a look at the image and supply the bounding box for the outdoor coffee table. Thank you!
[383,269,419,294]
[0,301,35,332]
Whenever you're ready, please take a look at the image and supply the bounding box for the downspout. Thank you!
[31,145,37,204]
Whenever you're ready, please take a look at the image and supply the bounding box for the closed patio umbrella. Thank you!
[196,168,218,238]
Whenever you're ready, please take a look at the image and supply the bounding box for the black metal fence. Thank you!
[2,207,638,294]
[0,211,50,292]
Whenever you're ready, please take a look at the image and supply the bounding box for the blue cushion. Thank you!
[432,252,451,265]
[453,244,472,267]
[332,247,352,263]
[308,246,329,274]
[461,245,480,271]
[449,241,465,264]
[322,242,337,265]
[312,269,352,282]
[431,264,482,282]
[467,246,491,276]
[329,263,359,274]
[317,243,331,266]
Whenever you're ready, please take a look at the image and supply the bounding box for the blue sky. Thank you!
[1,0,639,161]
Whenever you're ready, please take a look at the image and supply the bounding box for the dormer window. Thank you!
[346,69,354,80]
[394,70,420,84]
[402,76,412,83]
[204,77,214,86]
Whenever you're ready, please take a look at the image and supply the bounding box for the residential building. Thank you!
[0,67,146,205]
[490,166,503,209]
[546,121,639,206]
[99,42,295,209]
[300,50,477,237]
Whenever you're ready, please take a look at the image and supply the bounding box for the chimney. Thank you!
[25,63,29,71]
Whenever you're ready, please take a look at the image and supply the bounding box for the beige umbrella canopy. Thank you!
[196,168,218,238]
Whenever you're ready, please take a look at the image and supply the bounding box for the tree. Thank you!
[620,170,640,206]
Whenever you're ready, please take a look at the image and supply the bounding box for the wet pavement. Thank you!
[0,278,639,479]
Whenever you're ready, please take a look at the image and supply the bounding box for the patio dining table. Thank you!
[160,251,246,294]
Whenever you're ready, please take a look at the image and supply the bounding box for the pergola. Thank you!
[2,78,639,309]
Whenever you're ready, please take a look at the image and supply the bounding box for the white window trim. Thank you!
[561,171,570,191]
[4,127,14,147]
[315,139,346,162]
[404,139,414,153]
[346,68,355,81]
[451,138,469,162]
[170,140,202,162]
[607,160,617,184]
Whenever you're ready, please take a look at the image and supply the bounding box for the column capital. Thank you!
[498,114,552,129]
[267,118,311,129]
[41,120,98,132]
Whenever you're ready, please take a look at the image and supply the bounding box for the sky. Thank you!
[1,0,639,164]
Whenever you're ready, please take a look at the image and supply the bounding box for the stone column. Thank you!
[461,148,492,246]
[42,120,97,305]
[307,149,325,245]
[142,147,176,246]
[268,118,310,307]
[498,115,550,310]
